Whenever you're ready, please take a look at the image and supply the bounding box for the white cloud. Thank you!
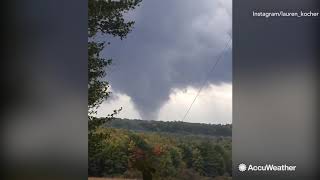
[97,83,232,124]
[96,93,141,119]
[158,83,232,124]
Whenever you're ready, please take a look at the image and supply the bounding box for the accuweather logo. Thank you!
[238,163,296,172]
[238,164,247,172]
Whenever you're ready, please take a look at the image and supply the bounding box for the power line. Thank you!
[180,38,232,122]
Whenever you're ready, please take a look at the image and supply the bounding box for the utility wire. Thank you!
[180,38,232,122]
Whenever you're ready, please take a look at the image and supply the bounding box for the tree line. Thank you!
[107,118,232,137]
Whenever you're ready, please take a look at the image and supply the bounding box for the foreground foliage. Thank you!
[89,125,232,180]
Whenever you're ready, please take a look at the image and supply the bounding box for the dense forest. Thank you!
[107,118,232,137]
[89,118,232,180]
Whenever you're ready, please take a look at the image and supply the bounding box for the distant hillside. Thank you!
[105,118,232,137]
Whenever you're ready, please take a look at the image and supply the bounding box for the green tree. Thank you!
[178,143,194,168]
[88,0,141,177]
[89,128,130,176]
[128,134,155,180]
[153,146,182,179]
[192,148,204,175]
[198,142,226,177]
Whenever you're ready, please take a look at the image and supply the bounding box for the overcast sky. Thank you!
[97,0,232,124]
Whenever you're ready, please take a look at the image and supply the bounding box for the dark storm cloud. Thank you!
[102,0,232,119]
